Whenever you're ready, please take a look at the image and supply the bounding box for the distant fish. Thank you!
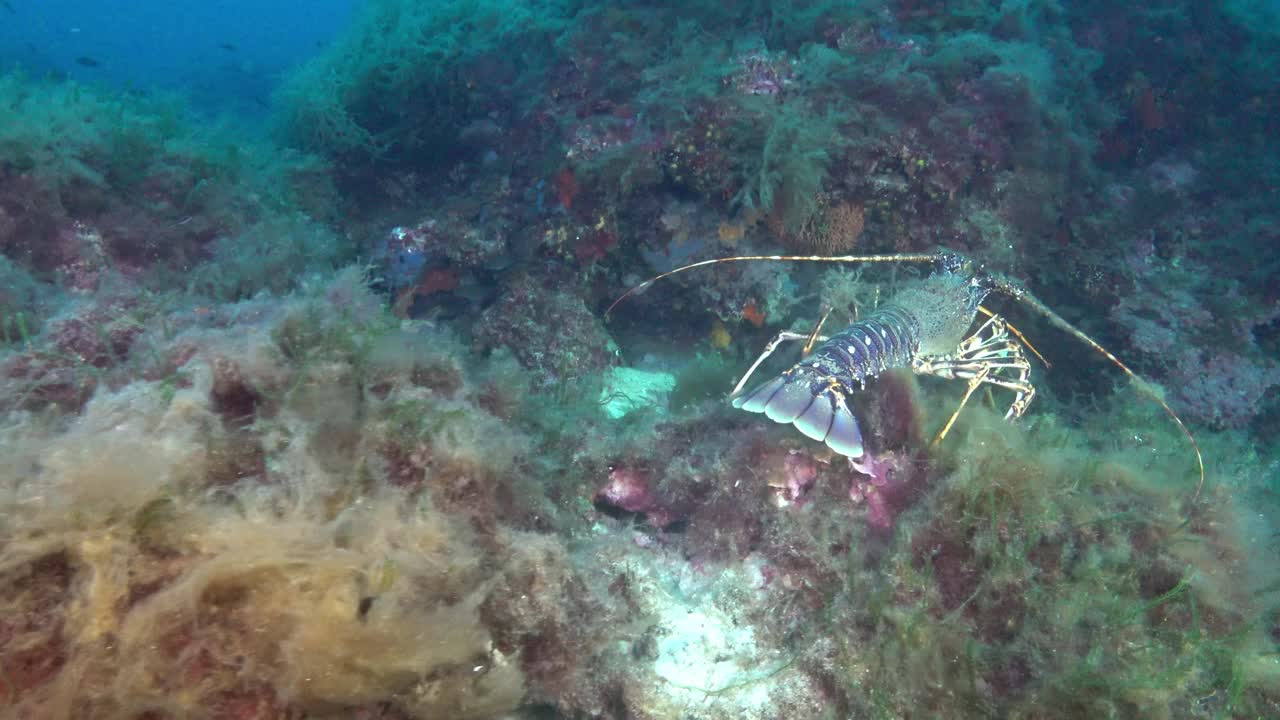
[218,42,236,52]
[75,56,100,68]
[2,1,14,15]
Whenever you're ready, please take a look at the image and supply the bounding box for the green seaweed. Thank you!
[729,96,847,233]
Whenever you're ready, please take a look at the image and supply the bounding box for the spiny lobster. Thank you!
[607,249,1204,505]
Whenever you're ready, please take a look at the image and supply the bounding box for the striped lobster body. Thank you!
[732,305,923,459]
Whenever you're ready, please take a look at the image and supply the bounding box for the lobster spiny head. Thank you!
[890,273,986,357]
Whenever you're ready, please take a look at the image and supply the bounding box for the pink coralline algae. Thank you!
[771,448,914,531]
[594,465,674,528]
[849,452,909,532]
[778,451,819,505]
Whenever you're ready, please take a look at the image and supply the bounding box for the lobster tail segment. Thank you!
[733,372,865,458]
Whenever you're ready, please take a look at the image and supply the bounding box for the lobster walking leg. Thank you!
[732,307,838,397]
[914,314,1035,423]
[803,305,835,354]
[932,365,991,445]
[730,330,826,397]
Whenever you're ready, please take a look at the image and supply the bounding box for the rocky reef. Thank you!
[1,1,1278,718]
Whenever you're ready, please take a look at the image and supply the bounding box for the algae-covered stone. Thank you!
[475,274,620,388]
[600,366,676,419]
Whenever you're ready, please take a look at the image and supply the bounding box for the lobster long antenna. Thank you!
[604,252,938,318]
[987,274,1206,502]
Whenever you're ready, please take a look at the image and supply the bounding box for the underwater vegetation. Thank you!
[1,0,1279,718]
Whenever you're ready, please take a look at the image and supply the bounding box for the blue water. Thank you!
[0,0,354,118]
